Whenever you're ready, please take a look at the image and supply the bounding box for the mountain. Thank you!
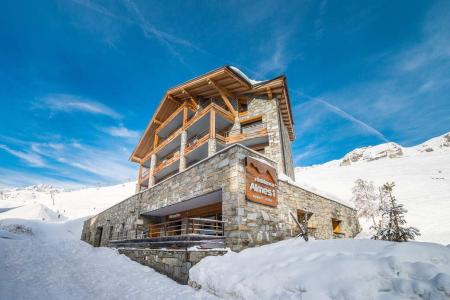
[0,181,136,219]
[295,132,450,244]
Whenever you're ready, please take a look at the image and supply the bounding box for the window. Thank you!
[238,98,248,114]
[332,219,342,234]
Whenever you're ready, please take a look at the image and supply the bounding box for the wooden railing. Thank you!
[224,123,268,143]
[185,131,210,154]
[154,151,180,174]
[149,218,225,237]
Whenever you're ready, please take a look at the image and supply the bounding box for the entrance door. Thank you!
[94,226,103,247]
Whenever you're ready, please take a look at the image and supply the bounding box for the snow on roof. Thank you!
[278,173,353,208]
[230,66,264,85]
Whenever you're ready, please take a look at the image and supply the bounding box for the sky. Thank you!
[0,0,449,189]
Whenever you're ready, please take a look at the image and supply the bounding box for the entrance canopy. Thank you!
[141,190,222,217]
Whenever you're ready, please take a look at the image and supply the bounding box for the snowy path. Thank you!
[0,219,215,300]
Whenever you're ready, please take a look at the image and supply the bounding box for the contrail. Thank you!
[301,93,389,143]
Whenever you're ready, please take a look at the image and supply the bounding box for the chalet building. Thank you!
[81,66,360,283]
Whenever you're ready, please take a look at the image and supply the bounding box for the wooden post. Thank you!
[153,134,159,150]
[182,105,188,129]
[210,109,216,139]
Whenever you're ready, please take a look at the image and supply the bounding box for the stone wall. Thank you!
[81,144,360,252]
[118,248,227,284]
[241,96,295,180]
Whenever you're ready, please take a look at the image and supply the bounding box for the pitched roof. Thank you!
[130,66,295,162]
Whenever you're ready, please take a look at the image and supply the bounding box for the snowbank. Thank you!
[0,218,214,300]
[190,238,450,300]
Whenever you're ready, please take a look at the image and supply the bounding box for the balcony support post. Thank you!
[179,130,187,171]
[208,138,217,156]
[149,153,156,187]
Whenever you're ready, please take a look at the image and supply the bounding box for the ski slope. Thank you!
[295,132,450,244]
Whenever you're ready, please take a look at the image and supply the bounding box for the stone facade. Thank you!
[241,96,296,180]
[118,248,227,284]
[82,144,360,251]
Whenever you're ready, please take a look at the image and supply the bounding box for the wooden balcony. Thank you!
[185,131,210,155]
[224,123,268,144]
[154,151,180,175]
[140,172,149,184]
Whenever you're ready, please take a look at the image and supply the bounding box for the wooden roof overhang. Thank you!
[246,76,295,140]
[130,66,295,163]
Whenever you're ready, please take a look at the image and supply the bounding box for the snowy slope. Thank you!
[295,132,450,244]
[0,181,136,219]
[0,218,212,300]
[0,184,214,300]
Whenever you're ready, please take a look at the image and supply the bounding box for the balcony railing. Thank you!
[185,130,210,154]
[154,150,180,174]
[224,123,267,143]
[149,217,225,237]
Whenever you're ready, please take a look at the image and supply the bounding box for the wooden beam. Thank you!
[167,94,182,106]
[267,87,273,100]
[153,134,159,150]
[207,79,237,117]
[183,106,188,129]
[182,89,199,109]
[153,119,162,125]
[210,109,216,139]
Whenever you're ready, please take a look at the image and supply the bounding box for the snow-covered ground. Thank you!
[1,132,450,299]
[0,188,214,299]
[295,132,450,245]
[190,238,450,299]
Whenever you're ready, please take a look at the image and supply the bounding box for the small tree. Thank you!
[352,179,379,227]
[371,182,420,242]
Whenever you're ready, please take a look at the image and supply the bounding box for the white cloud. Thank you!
[28,140,136,183]
[37,94,122,119]
[0,167,85,189]
[258,33,293,76]
[101,124,140,139]
[0,144,46,167]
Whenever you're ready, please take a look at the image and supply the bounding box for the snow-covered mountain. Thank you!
[295,132,450,244]
[0,181,136,219]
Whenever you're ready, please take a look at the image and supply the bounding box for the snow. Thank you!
[1,132,449,299]
[0,181,137,219]
[190,238,450,299]
[0,183,215,299]
[295,132,450,244]
[230,66,263,85]
[279,173,352,207]
[0,218,212,300]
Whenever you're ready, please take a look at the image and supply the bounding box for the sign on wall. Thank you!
[245,157,278,207]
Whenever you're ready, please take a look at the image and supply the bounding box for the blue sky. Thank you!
[0,0,449,188]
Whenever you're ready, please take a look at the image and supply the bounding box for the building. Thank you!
[81,66,360,283]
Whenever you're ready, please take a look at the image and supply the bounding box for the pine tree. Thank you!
[371,182,420,242]
[351,179,379,227]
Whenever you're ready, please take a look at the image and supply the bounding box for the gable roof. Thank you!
[130,66,295,163]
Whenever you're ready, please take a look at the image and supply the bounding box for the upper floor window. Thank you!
[238,98,248,114]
